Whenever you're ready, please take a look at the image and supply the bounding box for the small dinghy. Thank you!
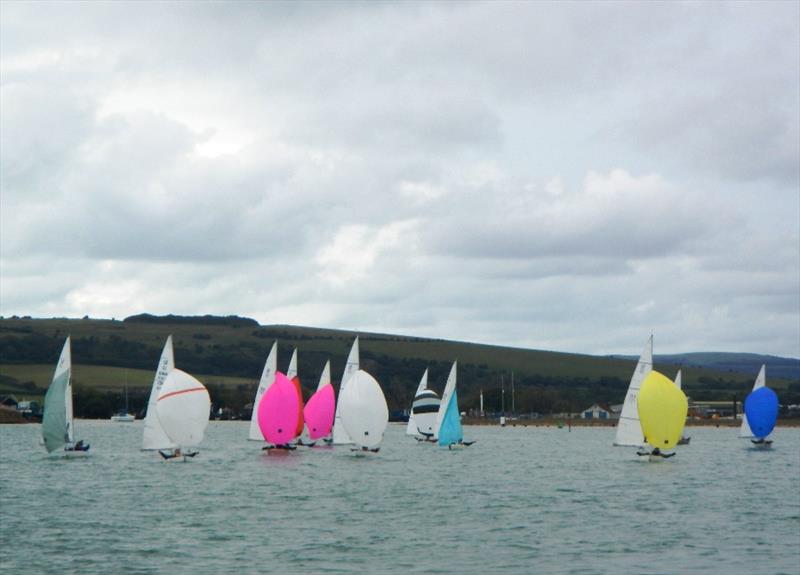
[155,369,211,461]
[339,369,388,454]
[258,372,301,451]
[636,370,688,462]
[740,365,778,449]
[407,368,440,442]
[42,337,90,458]
[435,362,474,450]
[300,361,335,447]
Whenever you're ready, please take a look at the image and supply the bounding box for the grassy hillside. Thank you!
[2,315,798,418]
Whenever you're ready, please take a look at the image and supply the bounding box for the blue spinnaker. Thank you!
[744,386,779,439]
[438,389,462,447]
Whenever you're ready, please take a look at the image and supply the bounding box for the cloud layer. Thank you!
[1,1,798,357]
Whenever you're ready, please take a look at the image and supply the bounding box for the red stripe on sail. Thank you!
[158,387,206,401]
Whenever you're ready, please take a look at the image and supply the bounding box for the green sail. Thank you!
[42,370,69,453]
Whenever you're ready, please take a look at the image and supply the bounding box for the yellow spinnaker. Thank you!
[637,370,688,449]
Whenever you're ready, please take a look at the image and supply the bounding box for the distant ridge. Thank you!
[123,313,259,327]
[608,352,800,381]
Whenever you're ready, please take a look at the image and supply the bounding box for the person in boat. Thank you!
[71,439,89,451]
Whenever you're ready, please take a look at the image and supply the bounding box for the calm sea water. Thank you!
[1,422,798,575]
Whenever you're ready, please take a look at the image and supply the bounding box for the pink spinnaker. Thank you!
[303,384,335,441]
[257,372,300,445]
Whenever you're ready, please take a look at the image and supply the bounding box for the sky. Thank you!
[1,1,798,357]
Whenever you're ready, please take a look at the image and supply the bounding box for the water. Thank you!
[1,422,798,575]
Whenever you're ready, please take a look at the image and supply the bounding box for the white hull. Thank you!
[750,440,773,449]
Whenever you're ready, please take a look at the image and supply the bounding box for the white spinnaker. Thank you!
[406,369,428,436]
[740,365,766,438]
[248,341,278,441]
[339,369,388,450]
[433,362,457,441]
[613,336,652,447]
[333,337,359,445]
[142,336,176,450]
[287,348,298,380]
[156,369,210,448]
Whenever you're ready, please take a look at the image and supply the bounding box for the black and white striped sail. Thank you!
[613,335,652,447]
[406,369,440,437]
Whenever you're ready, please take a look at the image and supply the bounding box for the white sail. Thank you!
[155,369,210,448]
[316,361,331,392]
[42,337,74,452]
[740,364,766,438]
[674,369,682,390]
[406,369,429,436]
[333,337,359,445]
[62,338,74,444]
[287,348,298,380]
[613,335,652,447]
[433,362,458,441]
[142,336,176,450]
[339,369,388,450]
[248,341,278,441]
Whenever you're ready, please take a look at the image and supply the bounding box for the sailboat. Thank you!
[673,370,690,445]
[257,372,300,450]
[111,373,135,422]
[248,341,277,442]
[613,335,653,448]
[142,336,177,451]
[41,337,90,457]
[406,368,440,441]
[286,348,305,440]
[339,369,388,453]
[434,361,474,449]
[636,370,688,462]
[740,365,778,448]
[301,361,335,446]
[332,337,359,445]
[155,368,211,460]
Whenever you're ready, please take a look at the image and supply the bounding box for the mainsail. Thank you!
[613,335,653,447]
[142,336,176,450]
[42,338,72,453]
[248,341,278,441]
[332,337,359,444]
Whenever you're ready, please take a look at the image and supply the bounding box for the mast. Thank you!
[511,372,515,416]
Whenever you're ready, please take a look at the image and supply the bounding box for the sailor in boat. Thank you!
[751,437,773,447]
[637,447,675,459]
[67,439,90,452]
[159,448,198,460]
[447,440,476,450]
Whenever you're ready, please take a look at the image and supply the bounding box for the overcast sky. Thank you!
[1,1,798,357]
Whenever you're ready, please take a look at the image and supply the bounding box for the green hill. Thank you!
[1,315,798,419]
